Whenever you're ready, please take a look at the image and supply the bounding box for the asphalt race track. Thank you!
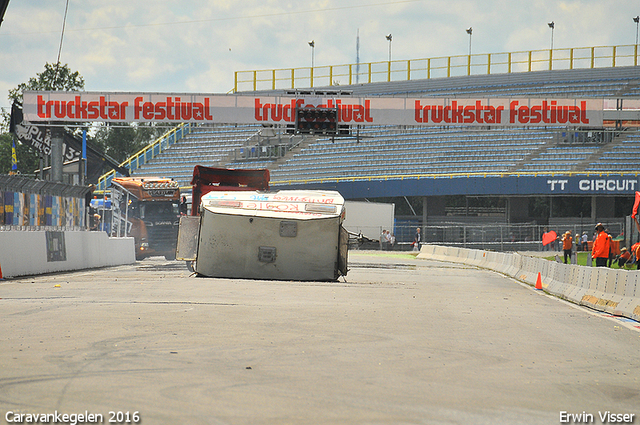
[1,251,639,425]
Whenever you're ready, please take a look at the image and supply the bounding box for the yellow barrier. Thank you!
[234,44,639,93]
[270,170,640,186]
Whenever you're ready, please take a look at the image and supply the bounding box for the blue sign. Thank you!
[274,174,640,198]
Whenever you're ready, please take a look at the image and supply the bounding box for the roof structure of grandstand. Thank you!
[99,52,640,197]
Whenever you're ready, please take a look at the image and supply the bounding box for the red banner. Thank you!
[22,91,606,127]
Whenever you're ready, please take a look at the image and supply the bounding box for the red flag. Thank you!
[633,191,640,219]
[542,230,557,246]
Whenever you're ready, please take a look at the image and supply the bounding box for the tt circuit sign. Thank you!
[22,91,605,127]
[547,177,639,194]
[298,175,640,199]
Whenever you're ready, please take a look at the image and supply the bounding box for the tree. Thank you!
[0,133,40,175]
[1,62,86,175]
[8,62,84,105]
[93,123,172,163]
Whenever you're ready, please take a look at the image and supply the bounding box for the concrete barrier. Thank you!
[417,244,640,323]
[566,267,592,305]
[0,230,135,278]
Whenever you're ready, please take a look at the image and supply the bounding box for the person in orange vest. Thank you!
[592,223,610,267]
[605,228,614,267]
[561,230,573,264]
[617,247,631,268]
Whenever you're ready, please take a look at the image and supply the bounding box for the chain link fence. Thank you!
[417,223,623,252]
[354,221,627,252]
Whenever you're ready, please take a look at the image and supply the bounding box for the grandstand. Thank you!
[127,65,640,186]
[99,48,640,249]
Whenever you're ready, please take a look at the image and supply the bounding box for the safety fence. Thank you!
[357,222,626,252]
[0,175,92,231]
[418,223,623,251]
[234,44,639,92]
[418,244,640,323]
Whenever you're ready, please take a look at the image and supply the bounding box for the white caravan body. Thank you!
[177,190,348,281]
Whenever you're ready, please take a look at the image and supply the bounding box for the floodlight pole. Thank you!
[308,40,315,69]
[386,34,392,63]
[466,27,473,75]
[548,21,555,50]
[634,16,639,46]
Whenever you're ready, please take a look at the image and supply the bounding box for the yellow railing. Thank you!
[234,44,639,93]
[270,170,640,186]
[95,123,192,192]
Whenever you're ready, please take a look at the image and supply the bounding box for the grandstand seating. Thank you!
[584,133,640,172]
[132,123,261,186]
[130,66,640,187]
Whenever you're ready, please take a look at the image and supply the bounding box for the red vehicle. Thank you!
[189,165,270,216]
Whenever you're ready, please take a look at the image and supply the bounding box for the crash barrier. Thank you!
[417,244,640,323]
[0,175,91,230]
[0,230,135,278]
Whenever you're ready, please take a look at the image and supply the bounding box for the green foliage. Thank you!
[93,123,172,163]
[544,252,635,269]
[1,62,86,174]
[8,62,84,104]
[1,62,166,175]
[0,133,40,176]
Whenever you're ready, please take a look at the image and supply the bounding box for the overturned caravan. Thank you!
[177,190,349,281]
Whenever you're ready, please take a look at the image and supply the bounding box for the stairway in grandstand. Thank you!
[125,65,640,187]
[130,124,317,187]
[132,124,260,186]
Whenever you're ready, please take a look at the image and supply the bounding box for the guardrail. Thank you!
[95,123,192,192]
[417,244,640,323]
[234,44,639,92]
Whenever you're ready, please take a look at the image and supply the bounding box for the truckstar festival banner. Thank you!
[23,91,605,127]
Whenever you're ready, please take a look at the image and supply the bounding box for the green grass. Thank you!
[544,252,636,269]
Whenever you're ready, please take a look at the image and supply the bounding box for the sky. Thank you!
[1,0,639,112]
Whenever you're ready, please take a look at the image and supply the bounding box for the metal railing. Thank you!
[415,223,623,250]
[356,222,625,253]
[96,123,192,192]
[235,144,290,161]
[234,44,639,92]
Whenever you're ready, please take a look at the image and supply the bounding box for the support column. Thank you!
[51,127,64,183]
[422,196,427,228]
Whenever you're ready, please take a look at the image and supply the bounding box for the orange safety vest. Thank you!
[562,235,572,250]
[592,231,610,258]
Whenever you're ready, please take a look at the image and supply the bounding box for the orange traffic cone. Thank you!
[535,272,542,290]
